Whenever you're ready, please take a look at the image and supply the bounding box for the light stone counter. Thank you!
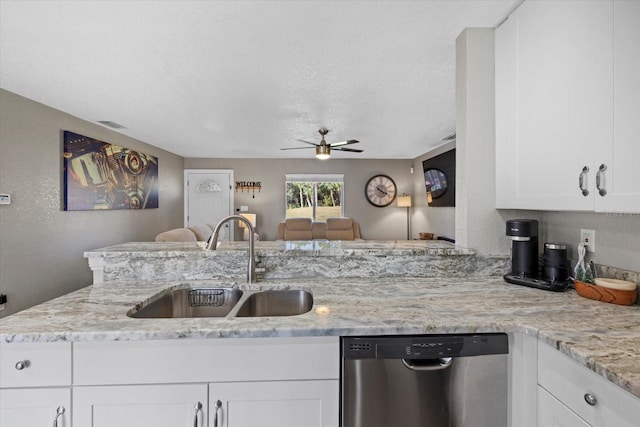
[1,276,639,398]
[84,240,509,283]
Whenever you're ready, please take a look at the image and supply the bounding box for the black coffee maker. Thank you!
[504,219,570,292]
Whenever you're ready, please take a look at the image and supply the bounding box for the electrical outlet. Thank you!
[580,229,596,253]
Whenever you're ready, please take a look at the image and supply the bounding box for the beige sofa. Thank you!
[277,218,362,241]
[155,224,213,242]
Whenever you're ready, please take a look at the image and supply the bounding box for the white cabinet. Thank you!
[211,380,338,427]
[0,388,70,427]
[0,342,72,427]
[73,384,208,427]
[495,0,640,212]
[72,337,340,427]
[538,386,590,427]
[537,342,640,427]
[595,0,640,212]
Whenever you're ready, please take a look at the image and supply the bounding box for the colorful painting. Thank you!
[63,131,159,210]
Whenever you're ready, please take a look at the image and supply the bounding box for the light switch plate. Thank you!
[0,194,10,205]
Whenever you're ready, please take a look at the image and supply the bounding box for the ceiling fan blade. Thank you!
[280,146,316,150]
[329,139,359,147]
[333,147,364,153]
[295,139,318,146]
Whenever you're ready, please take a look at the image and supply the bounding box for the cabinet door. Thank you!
[595,0,640,213]
[495,0,612,210]
[538,386,591,427]
[211,380,338,427]
[0,388,70,427]
[73,384,208,427]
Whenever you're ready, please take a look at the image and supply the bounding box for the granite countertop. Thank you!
[84,239,476,258]
[1,276,639,398]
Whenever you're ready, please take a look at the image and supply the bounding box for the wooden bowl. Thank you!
[574,280,638,306]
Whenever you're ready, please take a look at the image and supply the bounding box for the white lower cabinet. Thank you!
[73,384,208,427]
[0,387,70,427]
[211,380,338,427]
[538,386,590,427]
[537,342,640,427]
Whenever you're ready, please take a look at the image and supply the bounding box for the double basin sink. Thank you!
[128,287,313,319]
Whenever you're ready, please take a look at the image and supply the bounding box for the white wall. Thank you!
[0,90,185,317]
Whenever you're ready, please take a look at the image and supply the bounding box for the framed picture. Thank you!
[63,131,159,210]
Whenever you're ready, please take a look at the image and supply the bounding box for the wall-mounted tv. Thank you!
[422,148,455,207]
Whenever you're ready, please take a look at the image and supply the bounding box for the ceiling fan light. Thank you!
[315,145,331,160]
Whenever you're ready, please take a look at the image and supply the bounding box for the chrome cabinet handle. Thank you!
[193,401,202,427]
[579,166,590,196]
[213,399,222,427]
[52,406,65,427]
[14,360,30,370]
[584,393,598,406]
[596,164,607,196]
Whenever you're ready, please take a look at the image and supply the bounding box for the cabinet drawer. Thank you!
[538,342,640,427]
[0,342,71,388]
[74,336,339,385]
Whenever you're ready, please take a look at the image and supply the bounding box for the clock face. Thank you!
[365,175,397,207]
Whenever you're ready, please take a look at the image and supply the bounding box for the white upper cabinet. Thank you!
[496,0,640,212]
[595,0,640,212]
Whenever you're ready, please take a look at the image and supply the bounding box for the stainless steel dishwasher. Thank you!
[341,333,509,427]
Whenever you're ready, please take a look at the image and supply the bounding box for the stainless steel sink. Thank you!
[129,288,243,318]
[235,290,313,317]
[128,287,313,319]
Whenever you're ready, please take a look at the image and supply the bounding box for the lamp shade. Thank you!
[396,195,412,208]
[238,213,257,228]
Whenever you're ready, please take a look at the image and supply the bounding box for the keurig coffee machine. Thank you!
[504,219,570,291]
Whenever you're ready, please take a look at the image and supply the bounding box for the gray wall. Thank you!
[0,90,185,317]
[184,158,413,241]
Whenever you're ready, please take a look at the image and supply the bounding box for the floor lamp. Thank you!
[396,195,412,240]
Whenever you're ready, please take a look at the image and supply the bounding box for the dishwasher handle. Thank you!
[402,357,453,371]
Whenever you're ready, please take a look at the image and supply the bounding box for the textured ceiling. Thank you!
[0,0,520,159]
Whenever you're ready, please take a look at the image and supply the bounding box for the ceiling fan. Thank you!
[280,128,363,159]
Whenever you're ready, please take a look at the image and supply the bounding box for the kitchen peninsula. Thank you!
[2,242,639,427]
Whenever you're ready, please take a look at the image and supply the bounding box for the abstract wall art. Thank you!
[63,131,159,210]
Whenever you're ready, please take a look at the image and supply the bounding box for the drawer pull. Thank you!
[14,360,30,370]
[52,406,65,427]
[584,393,598,406]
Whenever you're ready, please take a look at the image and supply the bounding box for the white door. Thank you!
[185,169,234,240]
[73,384,208,427]
[595,0,640,213]
[495,0,612,210]
[211,380,339,427]
[0,388,70,427]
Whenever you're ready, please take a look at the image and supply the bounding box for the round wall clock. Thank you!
[365,174,397,207]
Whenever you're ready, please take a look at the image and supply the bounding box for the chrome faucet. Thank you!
[206,215,257,283]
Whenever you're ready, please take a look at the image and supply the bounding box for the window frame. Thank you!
[284,174,345,221]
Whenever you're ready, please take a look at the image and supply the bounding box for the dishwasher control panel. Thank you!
[342,333,508,359]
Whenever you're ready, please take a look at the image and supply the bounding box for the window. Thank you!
[285,174,344,221]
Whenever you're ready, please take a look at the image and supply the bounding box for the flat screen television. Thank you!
[422,148,455,207]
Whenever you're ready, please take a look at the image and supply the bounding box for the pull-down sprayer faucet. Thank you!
[206,215,257,283]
